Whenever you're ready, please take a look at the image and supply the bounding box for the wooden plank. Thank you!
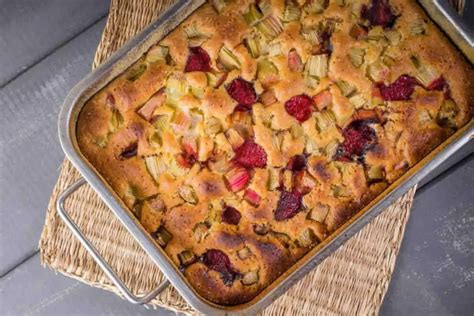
[0,0,110,86]
[0,254,174,316]
[0,19,107,276]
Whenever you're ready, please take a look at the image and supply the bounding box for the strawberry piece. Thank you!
[361,0,398,29]
[288,49,304,72]
[244,189,261,206]
[378,75,418,101]
[226,77,258,110]
[185,47,211,72]
[427,76,446,91]
[335,120,377,162]
[286,155,307,172]
[201,249,241,285]
[221,206,241,225]
[284,94,315,122]
[312,90,332,111]
[225,165,250,192]
[234,139,267,168]
[427,76,451,98]
[275,189,303,221]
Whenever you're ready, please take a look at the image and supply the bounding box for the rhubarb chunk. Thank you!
[225,165,250,192]
[244,189,261,206]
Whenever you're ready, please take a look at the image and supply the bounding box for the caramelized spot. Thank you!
[118,142,138,160]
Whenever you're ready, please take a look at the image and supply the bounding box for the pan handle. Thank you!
[56,178,170,305]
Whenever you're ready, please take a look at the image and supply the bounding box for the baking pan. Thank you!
[56,0,474,314]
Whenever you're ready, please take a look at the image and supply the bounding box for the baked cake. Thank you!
[76,0,473,305]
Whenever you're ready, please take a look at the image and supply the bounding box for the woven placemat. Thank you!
[39,1,420,314]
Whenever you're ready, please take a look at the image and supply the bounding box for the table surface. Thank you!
[0,1,472,315]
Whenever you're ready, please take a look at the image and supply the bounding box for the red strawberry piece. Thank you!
[313,90,332,111]
[361,0,398,29]
[226,77,258,110]
[288,49,304,72]
[427,76,451,98]
[234,139,267,168]
[427,76,446,91]
[284,94,315,122]
[275,189,303,221]
[335,120,377,161]
[221,206,242,225]
[378,75,418,101]
[244,189,261,206]
[286,155,307,172]
[201,249,241,285]
[185,46,211,72]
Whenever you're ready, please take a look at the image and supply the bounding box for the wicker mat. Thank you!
[39,1,419,314]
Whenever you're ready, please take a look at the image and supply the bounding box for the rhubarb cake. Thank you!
[76,0,473,305]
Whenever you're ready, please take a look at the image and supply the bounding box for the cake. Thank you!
[76,0,473,305]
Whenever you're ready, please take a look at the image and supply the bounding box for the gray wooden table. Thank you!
[0,1,472,315]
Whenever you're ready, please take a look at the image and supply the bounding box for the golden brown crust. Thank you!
[76,0,473,306]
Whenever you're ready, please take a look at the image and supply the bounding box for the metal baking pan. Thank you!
[56,0,474,314]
